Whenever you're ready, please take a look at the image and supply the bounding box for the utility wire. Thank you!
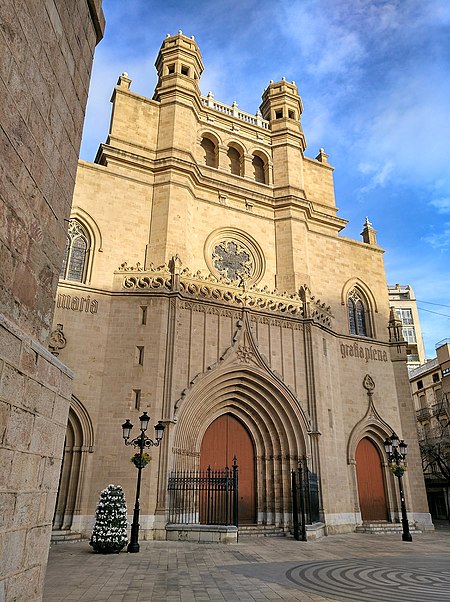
[417,299,450,309]
[417,306,450,318]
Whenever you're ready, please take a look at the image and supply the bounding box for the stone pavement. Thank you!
[44,529,450,602]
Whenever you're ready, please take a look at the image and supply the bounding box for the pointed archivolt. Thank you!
[347,375,392,464]
[173,311,312,470]
[175,312,310,426]
[53,396,94,531]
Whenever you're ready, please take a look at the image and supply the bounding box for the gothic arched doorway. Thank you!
[200,413,256,524]
[356,437,388,521]
[53,397,93,531]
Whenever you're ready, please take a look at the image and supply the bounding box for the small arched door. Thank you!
[356,437,388,521]
[53,409,82,530]
[200,414,256,524]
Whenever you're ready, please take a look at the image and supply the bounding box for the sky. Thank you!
[80,0,450,359]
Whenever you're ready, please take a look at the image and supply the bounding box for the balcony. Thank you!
[416,407,431,421]
[432,399,450,417]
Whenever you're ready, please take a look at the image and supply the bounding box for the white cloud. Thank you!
[350,66,450,195]
[430,198,450,214]
[421,223,450,251]
[279,2,367,78]
[357,160,394,192]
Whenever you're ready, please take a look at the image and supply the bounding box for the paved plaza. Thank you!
[44,528,450,602]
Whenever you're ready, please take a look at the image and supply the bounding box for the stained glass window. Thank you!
[347,289,369,337]
[60,220,89,282]
[213,241,253,282]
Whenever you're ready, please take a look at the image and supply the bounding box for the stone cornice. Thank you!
[117,256,333,327]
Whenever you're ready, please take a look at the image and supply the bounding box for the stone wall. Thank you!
[0,315,72,600]
[0,0,104,600]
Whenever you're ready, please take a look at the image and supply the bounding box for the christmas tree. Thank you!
[89,484,128,553]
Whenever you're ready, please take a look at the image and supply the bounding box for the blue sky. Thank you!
[80,0,450,358]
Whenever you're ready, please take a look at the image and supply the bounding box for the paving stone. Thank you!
[44,530,450,601]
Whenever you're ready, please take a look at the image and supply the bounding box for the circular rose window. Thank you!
[204,229,264,285]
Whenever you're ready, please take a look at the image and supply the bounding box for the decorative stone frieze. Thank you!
[119,257,333,326]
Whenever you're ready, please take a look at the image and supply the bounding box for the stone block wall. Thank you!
[0,0,104,344]
[0,315,73,600]
[0,0,104,600]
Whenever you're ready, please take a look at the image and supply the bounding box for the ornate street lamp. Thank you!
[122,412,165,553]
[384,432,412,542]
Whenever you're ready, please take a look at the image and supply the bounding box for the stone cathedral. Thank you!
[51,32,432,540]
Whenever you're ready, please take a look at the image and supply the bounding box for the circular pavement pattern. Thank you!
[286,558,450,601]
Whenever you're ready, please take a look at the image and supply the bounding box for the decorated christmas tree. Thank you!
[89,484,128,554]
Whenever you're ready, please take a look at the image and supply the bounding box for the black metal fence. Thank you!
[167,459,238,526]
[291,458,321,541]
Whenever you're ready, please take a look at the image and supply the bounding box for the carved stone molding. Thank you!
[118,256,333,326]
[363,374,375,392]
[236,345,255,364]
[48,324,66,356]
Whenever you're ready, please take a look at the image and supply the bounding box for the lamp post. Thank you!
[383,432,412,542]
[122,412,165,553]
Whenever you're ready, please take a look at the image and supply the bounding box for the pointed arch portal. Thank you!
[200,414,255,524]
[173,365,311,527]
[356,437,388,521]
[53,397,94,531]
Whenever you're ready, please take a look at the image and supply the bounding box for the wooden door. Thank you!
[200,414,255,524]
[356,438,388,521]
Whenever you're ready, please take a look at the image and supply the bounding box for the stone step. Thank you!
[51,530,86,544]
[356,521,421,534]
[239,525,287,537]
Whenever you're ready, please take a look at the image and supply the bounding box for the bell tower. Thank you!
[260,78,306,194]
[261,79,309,292]
[153,31,204,101]
[146,32,205,270]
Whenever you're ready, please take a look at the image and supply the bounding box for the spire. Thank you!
[315,148,329,164]
[361,216,377,245]
[388,307,403,342]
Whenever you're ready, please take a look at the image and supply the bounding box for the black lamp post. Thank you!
[383,432,412,542]
[122,412,165,553]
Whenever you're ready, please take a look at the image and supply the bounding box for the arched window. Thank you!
[60,219,90,282]
[347,288,370,336]
[200,136,218,168]
[227,146,241,175]
[252,154,266,183]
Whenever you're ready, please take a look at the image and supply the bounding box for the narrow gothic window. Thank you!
[347,289,369,336]
[60,220,90,282]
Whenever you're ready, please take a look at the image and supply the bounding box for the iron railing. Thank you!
[291,458,321,541]
[416,407,431,421]
[167,458,238,526]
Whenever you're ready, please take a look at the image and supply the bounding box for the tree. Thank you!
[419,393,450,521]
[90,484,128,553]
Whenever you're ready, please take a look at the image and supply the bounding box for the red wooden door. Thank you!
[200,414,255,524]
[356,438,388,521]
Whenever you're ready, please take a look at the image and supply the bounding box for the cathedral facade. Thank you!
[51,32,432,539]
